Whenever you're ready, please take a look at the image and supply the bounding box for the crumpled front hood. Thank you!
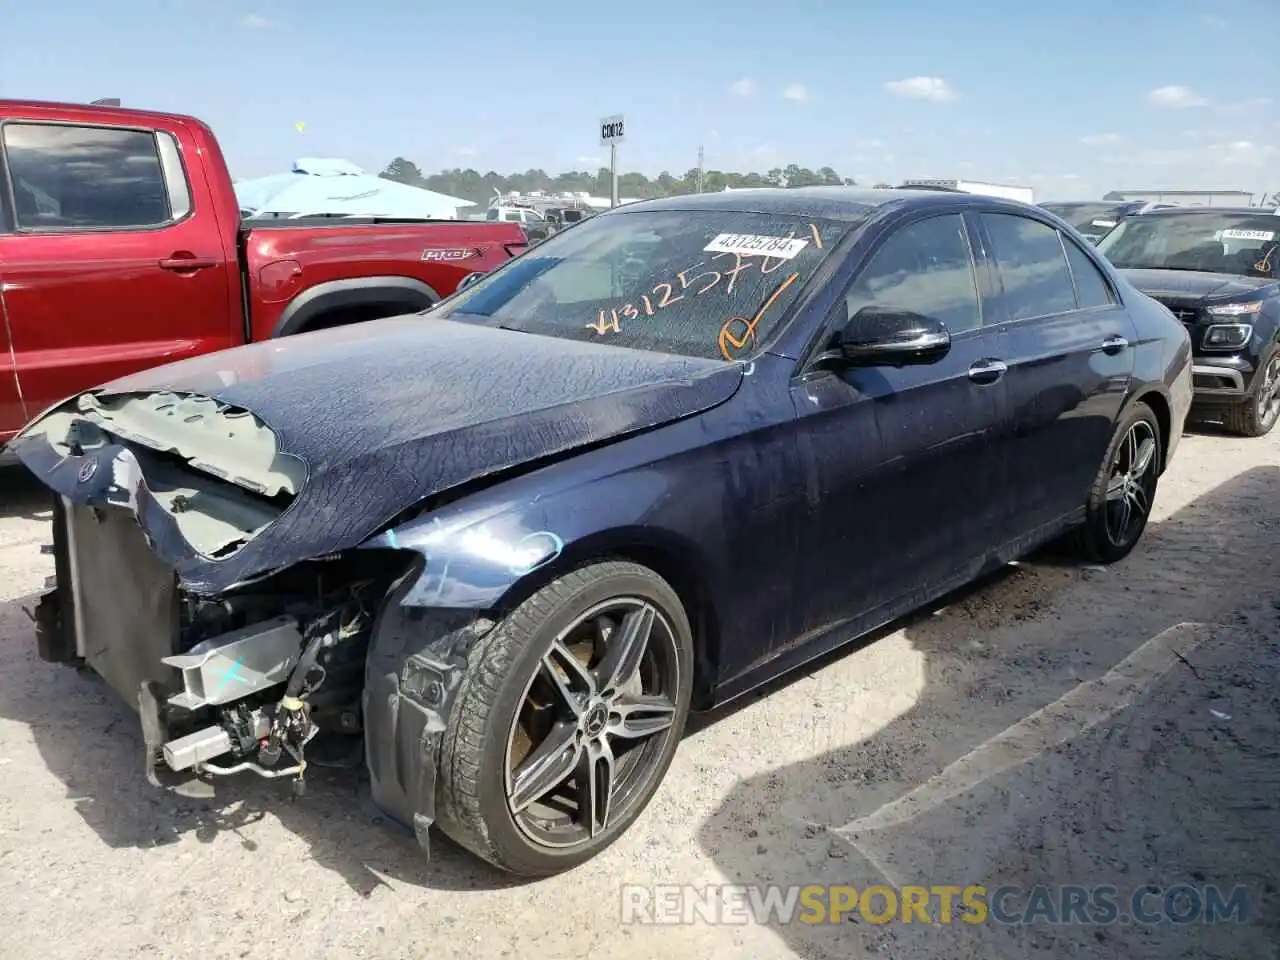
[1121,268,1277,301]
[10,317,741,594]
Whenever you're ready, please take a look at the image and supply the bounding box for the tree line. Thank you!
[379,158,890,206]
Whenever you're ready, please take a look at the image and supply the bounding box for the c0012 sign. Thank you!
[600,116,626,145]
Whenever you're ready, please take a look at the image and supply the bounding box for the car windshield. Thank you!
[434,208,855,361]
[1097,212,1280,277]
[1042,202,1125,234]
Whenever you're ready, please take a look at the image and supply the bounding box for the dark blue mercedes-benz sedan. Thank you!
[9,187,1192,877]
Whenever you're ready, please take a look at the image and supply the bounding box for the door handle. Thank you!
[158,256,218,271]
[967,358,1008,385]
[1101,335,1130,355]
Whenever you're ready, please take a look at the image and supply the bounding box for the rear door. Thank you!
[975,209,1136,534]
[789,211,1014,639]
[0,117,238,419]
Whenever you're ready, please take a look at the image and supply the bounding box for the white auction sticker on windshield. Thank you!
[1220,229,1275,241]
[704,233,810,259]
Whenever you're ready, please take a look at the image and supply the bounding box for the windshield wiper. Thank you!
[1116,264,1228,274]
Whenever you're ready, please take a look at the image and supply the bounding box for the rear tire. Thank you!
[434,561,693,876]
[1222,348,1280,438]
[1070,401,1161,564]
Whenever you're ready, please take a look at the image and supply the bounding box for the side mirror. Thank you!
[839,306,951,366]
[457,271,486,291]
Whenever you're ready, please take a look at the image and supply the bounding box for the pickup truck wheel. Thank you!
[1222,349,1280,438]
[434,561,693,876]
[1070,401,1161,564]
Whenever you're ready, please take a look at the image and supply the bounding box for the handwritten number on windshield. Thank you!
[717,272,800,361]
[586,248,798,338]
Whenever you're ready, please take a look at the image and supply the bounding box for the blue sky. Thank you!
[4,0,1278,200]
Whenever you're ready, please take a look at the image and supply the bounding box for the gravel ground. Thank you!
[0,424,1276,960]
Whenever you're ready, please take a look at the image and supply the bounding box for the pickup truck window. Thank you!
[2,123,179,231]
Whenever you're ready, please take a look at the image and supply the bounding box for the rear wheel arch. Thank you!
[1130,387,1171,474]
[493,528,723,707]
[272,276,442,337]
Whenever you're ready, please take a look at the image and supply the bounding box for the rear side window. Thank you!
[3,123,172,230]
[1062,237,1115,309]
[981,213,1078,321]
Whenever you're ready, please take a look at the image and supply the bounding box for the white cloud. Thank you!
[1147,85,1208,108]
[1218,97,1273,115]
[752,144,777,157]
[238,13,273,27]
[1079,133,1124,146]
[454,146,477,157]
[1061,173,1082,180]
[1216,140,1278,166]
[576,155,601,166]
[729,78,757,98]
[781,83,810,103]
[884,76,957,103]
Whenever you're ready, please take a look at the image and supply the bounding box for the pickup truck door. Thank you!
[0,289,22,440]
[0,116,238,430]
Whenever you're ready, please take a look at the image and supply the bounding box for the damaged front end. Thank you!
[17,390,493,852]
[39,493,418,799]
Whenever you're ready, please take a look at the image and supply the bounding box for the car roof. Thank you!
[1041,200,1125,208]
[1139,205,1277,217]
[613,186,1011,223]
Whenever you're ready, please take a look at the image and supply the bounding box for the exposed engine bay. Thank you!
[35,496,417,798]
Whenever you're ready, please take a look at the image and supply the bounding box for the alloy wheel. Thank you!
[1256,354,1280,430]
[1103,419,1158,548]
[503,598,681,849]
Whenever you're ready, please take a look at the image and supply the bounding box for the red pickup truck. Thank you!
[0,99,526,447]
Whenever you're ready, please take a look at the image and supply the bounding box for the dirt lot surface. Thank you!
[0,425,1276,960]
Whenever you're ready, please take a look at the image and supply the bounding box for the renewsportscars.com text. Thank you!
[619,883,1253,926]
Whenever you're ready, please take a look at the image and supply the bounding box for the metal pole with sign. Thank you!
[599,113,625,208]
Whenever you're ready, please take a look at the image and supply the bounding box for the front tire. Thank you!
[435,561,694,876]
[1222,348,1280,438]
[1070,401,1162,564]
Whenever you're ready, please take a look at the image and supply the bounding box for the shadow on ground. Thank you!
[0,467,1277,941]
[695,466,1280,959]
[0,466,53,522]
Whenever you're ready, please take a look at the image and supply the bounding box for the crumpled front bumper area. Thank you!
[362,590,494,852]
[37,491,496,852]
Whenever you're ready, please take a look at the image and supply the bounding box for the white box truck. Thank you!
[900,179,1035,203]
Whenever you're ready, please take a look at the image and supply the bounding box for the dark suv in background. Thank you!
[1097,206,1280,436]
[1040,200,1160,243]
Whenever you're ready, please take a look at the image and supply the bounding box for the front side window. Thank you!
[843,214,982,334]
[434,209,856,361]
[3,123,171,230]
[1096,212,1280,278]
[982,213,1078,321]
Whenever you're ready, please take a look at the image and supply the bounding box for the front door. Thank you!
[0,290,22,440]
[0,118,237,420]
[790,212,1013,641]
[975,211,1135,533]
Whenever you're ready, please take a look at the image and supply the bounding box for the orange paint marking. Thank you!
[717,272,800,360]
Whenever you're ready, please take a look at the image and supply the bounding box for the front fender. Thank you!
[362,463,713,611]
